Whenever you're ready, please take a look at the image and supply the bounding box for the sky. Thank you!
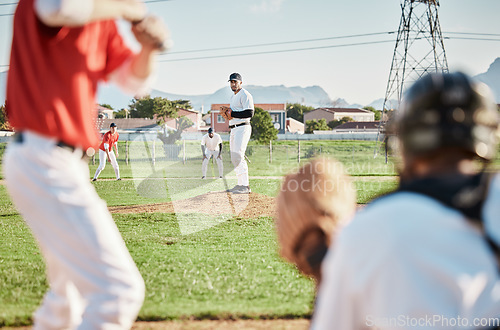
[1,0,500,107]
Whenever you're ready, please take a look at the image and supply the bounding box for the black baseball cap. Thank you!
[208,127,213,133]
[110,123,117,127]
[228,73,242,82]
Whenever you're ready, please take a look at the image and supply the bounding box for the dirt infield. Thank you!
[108,192,277,219]
[132,319,309,329]
[4,319,309,330]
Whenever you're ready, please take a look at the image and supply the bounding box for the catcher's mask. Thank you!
[390,71,499,160]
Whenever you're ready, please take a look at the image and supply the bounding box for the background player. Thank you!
[93,122,121,181]
[201,127,223,179]
[312,72,500,329]
[220,72,254,194]
[3,0,168,328]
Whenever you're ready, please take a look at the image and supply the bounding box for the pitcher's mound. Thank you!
[109,192,276,219]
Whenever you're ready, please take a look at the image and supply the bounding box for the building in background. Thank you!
[210,103,286,133]
[304,108,374,124]
[286,117,305,134]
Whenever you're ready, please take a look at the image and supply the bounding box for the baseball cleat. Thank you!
[117,178,122,181]
[231,186,251,194]
[226,185,242,192]
[92,178,97,182]
[201,176,205,179]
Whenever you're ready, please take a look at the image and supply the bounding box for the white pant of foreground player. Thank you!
[230,124,252,186]
[3,131,144,330]
[202,149,223,177]
[93,149,120,180]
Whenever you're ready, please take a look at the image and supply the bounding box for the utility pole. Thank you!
[376,0,449,160]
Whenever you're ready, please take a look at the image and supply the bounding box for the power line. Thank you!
[445,36,500,42]
[160,39,396,62]
[443,31,500,37]
[1,34,499,68]
[167,31,396,55]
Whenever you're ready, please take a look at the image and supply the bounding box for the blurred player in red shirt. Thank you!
[3,0,169,328]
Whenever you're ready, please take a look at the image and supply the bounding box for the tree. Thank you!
[0,103,12,131]
[128,96,177,121]
[99,104,114,110]
[286,103,314,122]
[114,108,128,119]
[251,107,278,144]
[129,96,194,144]
[363,106,382,121]
[327,116,353,129]
[305,119,331,134]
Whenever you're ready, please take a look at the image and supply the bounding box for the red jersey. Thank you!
[99,131,119,152]
[6,0,133,150]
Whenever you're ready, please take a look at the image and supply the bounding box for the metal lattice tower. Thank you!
[377,0,449,157]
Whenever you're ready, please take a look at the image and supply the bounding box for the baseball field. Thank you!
[1,139,401,328]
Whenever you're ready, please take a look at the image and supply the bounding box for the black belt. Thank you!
[229,122,250,129]
[13,132,85,156]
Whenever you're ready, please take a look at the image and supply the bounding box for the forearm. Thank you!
[218,144,222,156]
[130,48,157,80]
[201,146,206,155]
[35,0,146,27]
[231,109,254,119]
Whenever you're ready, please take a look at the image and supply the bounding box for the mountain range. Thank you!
[2,57,500,111]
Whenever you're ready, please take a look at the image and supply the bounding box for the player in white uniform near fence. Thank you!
[3,0,168,328]
[201,127,223,179]
[312,72,500,330]
[221,73,254,194]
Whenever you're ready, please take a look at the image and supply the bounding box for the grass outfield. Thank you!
[0,176,397,326]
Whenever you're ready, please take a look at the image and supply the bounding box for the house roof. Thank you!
[211,103,285,111]
[176,108,199,116]
[313,107,372,114]
[286,117,304,125]
[96,104,112,112]
[100,118,158,131]
[335,121,379,130]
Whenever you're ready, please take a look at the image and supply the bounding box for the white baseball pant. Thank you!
[230,124,252,186]
[93,148,120,180]
[3,131,144,330]
[202,149,223,177]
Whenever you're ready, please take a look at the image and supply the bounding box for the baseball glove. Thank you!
[275,157,356,283]
[220,106,233,121]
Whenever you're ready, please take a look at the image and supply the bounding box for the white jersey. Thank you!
[229,88,254,126]
[201,133,222,151]
[312,174,500,330]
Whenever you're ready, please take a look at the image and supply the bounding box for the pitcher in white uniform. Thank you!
[223,72,254,194]
[201,127,223,179]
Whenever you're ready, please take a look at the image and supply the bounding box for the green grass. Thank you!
[0,177,397,326]
[0,139,399,326]
[0,213,315,326]
[125,214,314,320]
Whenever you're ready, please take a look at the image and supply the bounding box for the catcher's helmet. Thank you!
[393,71,499,160]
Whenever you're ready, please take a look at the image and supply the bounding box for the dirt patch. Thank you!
[132,319,309,330]
[4,319,309,330]
[109,192,276,219]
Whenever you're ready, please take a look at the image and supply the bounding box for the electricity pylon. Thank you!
[377,0,449,161]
